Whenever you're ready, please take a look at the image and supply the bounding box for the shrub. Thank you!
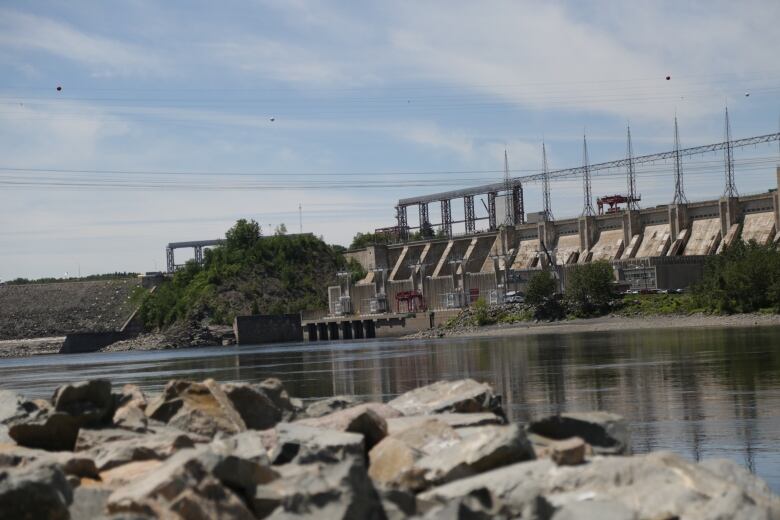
[525,270,556,305]
[566,260,615,317]
[473,297,494,326]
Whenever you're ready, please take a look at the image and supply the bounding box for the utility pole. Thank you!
[672,116,688,204]
[298,203,303,233]
[723,107,738,198]
[542,141,553,220]
[626,125,639,210]
[581,135,595,216]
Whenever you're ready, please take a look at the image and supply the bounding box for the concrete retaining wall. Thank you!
[233,314,303,345]
[60,331,126,354]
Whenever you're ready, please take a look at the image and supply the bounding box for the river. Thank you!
[1,325,779,491]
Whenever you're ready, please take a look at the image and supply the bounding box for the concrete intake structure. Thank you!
[345,167,780,311]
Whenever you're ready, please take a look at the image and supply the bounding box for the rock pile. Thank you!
[0,378,778,519]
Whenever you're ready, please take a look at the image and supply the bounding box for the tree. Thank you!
[274,223,288,236]
[525,270,556,305]
[225,219,261,251]
[350,232,390,249]
[693,240,780,313]
[566,261,615,316]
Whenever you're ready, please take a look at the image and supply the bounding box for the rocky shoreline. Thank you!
[0,378,777,519]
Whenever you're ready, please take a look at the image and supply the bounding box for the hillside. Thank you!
[0,279,142,340]
[138,220,360,329]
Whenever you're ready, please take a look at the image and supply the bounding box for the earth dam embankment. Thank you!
[0,279,142,341]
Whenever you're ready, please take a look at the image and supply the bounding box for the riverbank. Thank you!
[1,377,777,518]
[407,311,780,340]
[3,311,780,358]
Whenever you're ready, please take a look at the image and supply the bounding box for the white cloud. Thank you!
[0,9,165,77]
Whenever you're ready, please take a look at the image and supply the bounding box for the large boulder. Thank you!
[0,462,73,520]
[527,411,630,455]
[8,380,115,451]
[107,445,274,517]
[369,419,461,488]
[256,378,303,421]
[417,451,780,519]
[402,424,535,491]
[145,379,246,437]
[75,426,209,471]
[0,443,98,479]
[265,423,365,465]
[112,384,149,432]
[254,456,385,519]
[388,379,504,418]
[222,383,282,430]
[296,403,399,452]
[52,379,114,422]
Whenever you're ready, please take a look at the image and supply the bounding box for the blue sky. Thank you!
[0,0,779,279]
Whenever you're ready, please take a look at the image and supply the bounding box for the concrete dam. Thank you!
[342,167,780,314]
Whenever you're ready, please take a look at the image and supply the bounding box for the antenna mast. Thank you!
[672,116,688,204]
[581,135,595,216]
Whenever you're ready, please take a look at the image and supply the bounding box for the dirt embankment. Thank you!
[0,279,142,340]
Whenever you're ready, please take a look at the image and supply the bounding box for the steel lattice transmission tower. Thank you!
[626,126,639,210]
[581,135,595,216]
[672,116,688,204]
[723,107,738,198]
[503,150,513,226]
[542,141,553,220]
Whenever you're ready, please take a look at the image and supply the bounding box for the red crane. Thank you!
[596,194,641,215]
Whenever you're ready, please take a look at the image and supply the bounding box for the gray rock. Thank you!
[409,424,535,491]
[0,390,30,424]
[422,487,506,519]
[52,379,114,423]
[368,419,461,487]
[223,382,282,430]
[386,413,503,435]
[267,423,365,465]
[527,411,630,455]
[388,379,504,418]
[113,406,148,433]
[257,378,302,421]
[107,445,273,517]
[0,443,98,479]
[112,385,148,432]
[77,427,209,471]
[418,451,780,519]
[7,380,117,451]
[304,395,364,419]
[700,458,773,496]
[8,411,83,451]
[145,379,246,437]
[552,500,636,520]
[70,486,113,520]
[256,456,385,519]
[380,488,416,520]
[296,403,398,452]
[211,430,271,466]
[0,462,73,520]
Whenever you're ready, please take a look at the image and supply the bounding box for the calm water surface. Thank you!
[1,326,780,491]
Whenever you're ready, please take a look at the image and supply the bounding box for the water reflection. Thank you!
[1,326,780,490]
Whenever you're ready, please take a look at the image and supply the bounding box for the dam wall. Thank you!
[344,167,780,293]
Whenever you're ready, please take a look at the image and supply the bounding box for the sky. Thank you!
[0,0,779,279]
